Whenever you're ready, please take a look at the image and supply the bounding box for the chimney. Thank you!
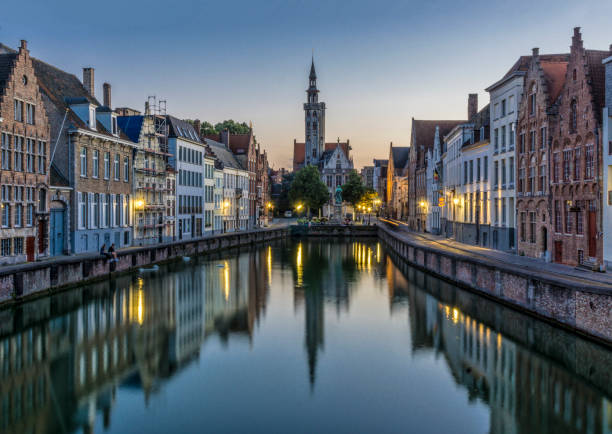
[532,47,539,57]
[19,40,27,52]
[103,83,111,108]
[572,27,583,48]
[83,67,94,97]
[144,101,150,115]
[193,119,201,137]
[221,129,230,147]
[468,93,478,121]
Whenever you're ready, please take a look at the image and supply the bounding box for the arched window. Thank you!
[570,99,577,133]
[572,69,576,81]
[529,83,536,116]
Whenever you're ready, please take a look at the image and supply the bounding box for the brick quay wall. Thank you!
[0,227,289,306]
[378,225,612,347]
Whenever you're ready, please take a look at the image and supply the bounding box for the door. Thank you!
[26,236,35,262]
[50,209,64,256]
[588,211,597,258]
[37,219,46,253]
[554,240,563,263]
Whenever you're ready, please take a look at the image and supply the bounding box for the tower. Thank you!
[304,58,326,166]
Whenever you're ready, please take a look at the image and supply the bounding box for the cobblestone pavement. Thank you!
[381,219,612,290]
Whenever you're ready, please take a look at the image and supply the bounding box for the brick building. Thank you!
[0,40,51,264]
[516,49,569,260]
[386,143,409,219]
[549,28,609,267]
[34,62,136,254]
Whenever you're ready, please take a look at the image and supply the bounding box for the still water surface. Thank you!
[1,239,611,434]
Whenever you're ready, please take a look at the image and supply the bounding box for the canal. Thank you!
[0,239,611,434]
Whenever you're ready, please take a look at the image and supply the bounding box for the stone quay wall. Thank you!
[290,224,378,237]
[0,227,289,306]
[378,225,612,346]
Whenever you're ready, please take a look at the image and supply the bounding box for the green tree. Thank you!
[340,170,366,207]
[200,121,216,135]
[288,165,329,216]
[276,172,295,212]
[214,120,251,134]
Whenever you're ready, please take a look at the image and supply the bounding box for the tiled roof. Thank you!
[116,116,144,143]
[324,141,349,158]
[205,139,243,170]
[540,59,569,102]
[391,146,409,173]
[585,49,610,121]
[486,54,568,91]
[167,116,201,143]
[293,141,305,167]
[412,119,465,151]
[0,50,17,90]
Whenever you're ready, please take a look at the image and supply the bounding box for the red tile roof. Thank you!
[541,60,569,102]
[324,141,349,157]
[293,141,305,170]
[585,49,610,120]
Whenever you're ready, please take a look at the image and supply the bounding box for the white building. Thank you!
[602,56,612,270]
[426,127,442,234]
[213,164,224,234]
[204,156,215,236]
[321,141,353,218]
[441,104,490,245]
[486,60,523,252]
[167,116,206,240]
[205,138,249,232]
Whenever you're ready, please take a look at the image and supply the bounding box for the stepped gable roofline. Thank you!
[14,45,134,142]
[485,53,568,92]
[412,119,465,150]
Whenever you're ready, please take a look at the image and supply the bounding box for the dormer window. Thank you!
[89,107,96,129]
[111,115,118,135]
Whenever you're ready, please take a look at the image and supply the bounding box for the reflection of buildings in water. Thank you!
[292,240,378,388]
[390,262,612,434]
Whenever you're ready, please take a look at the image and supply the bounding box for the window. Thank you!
[89,107,96,129]
[14,99,23,122]
[26,103,35,125]
[93,193,99,228]
[502,199,507,226]
[78,192,87,229]
[115,195,121,226]
[1,239,11,256]
[574,148,581,180]
[469,160,473,183]
[529,166,535,194]
[529,131,535,152]
[520,212,526,241]
[464,161,468,184]
[494,161,499,187]
[1,203,9,228]
[482,192,487,223]
[14,238,23,255]
[508,95,514,113]
[1,133,11,170]
[553,153,560,183]
[26,139,34,172]
[14,204,22,227]
[80,148,87,177]
[565,201,572,233]
[104,152,110,179]
[114,154,120,180]
[555,200,562,233]
[37,141,46,174]
[26,204,33,226]
[585,145,594,179]
[501,125,506,151]
[538,164,546,192]
[494,198,499,224]
[563,150,571,181]
[529,212,536,243]
[501,99,506,117]
[576,201,583,235]
[484,156,488,181]
[112,116,118,135]
[509,157,514,186]
[476,158,481,182]
[570,99,577,133]
[519,133,525,153]
[14,136,23,172]
[509,123,515,149]
[494,128,499,152]
[518,167,525,192]
[540,127,546,149]
[123,157,129,182]
[501,159,506,187]
[529,85,536,116]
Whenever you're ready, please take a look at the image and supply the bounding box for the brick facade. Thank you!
[516,49,568,260]
[549,28,609,266]
[0,40,51,264]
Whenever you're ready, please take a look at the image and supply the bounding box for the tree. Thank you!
[340,170,366,207]
[200,121,216,135]
[288,165,329,216]
[276,172,295,212]
[214,120,250,134]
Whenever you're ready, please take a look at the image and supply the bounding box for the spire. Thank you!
[309,56,317,80]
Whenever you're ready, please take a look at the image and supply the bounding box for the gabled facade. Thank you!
[321,140,353,217]
[516,48,569,260]
[409,118,464,231]
[0,40,50,263]
[549,28,609,267]
[32,59,135,255]
[386,143,409,219]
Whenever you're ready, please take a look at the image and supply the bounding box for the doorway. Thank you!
[50,208,65,256]
[588,211,596,257]
[554,240,563,263]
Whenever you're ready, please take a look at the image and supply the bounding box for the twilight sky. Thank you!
[2,0,612,169]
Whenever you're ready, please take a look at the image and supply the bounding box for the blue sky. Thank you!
[3,0,612,168]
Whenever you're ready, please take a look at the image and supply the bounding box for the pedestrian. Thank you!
[108,243,117,261]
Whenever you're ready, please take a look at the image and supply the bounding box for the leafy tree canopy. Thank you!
[185,119,251,136]
[340,170,367,207]
[288,165,329,214]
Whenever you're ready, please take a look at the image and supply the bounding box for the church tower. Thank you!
[304,58,326,166]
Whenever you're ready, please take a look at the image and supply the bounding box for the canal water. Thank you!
[0,239,611,434]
